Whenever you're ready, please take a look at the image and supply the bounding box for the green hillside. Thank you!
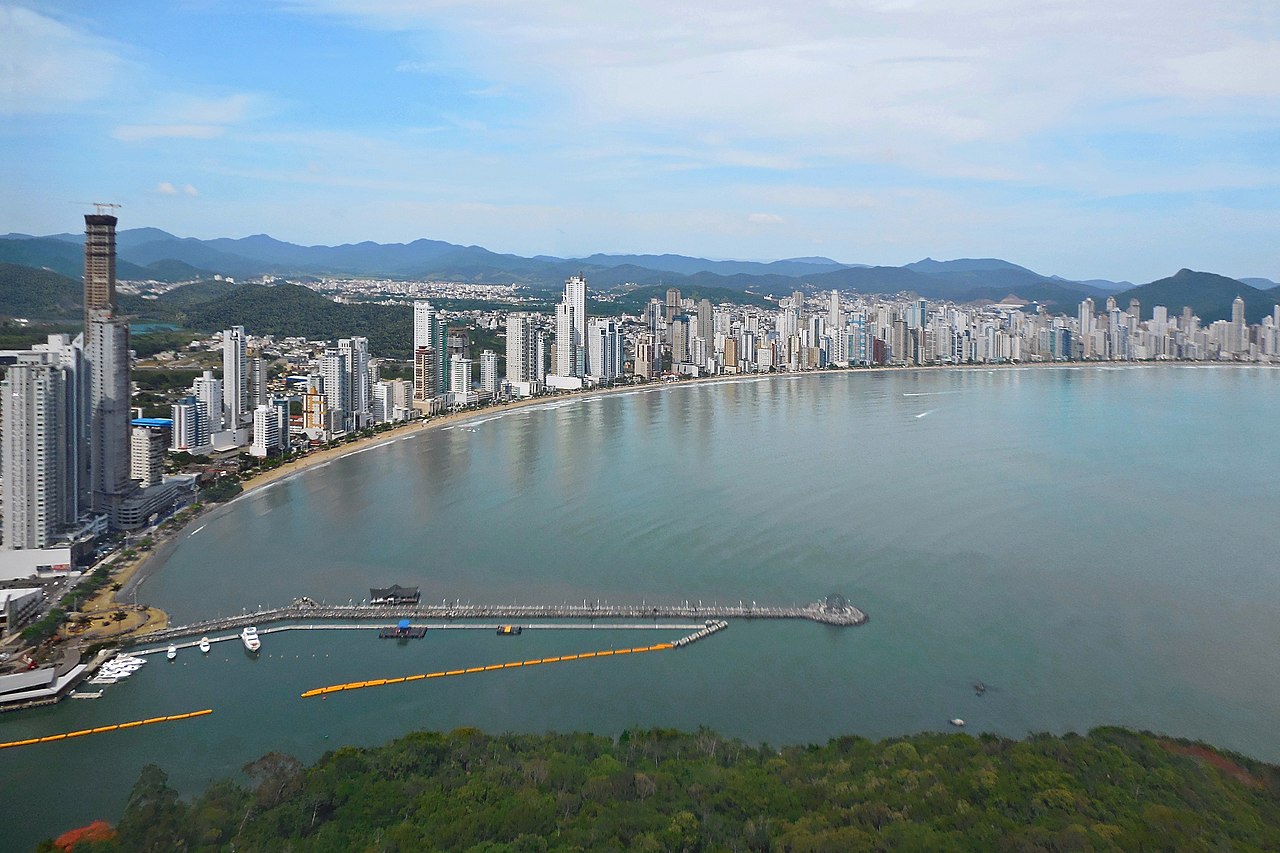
[183,282,414,358]
[0,263,82,321]
[53,726,1280,852]
[1115,269,1280,323]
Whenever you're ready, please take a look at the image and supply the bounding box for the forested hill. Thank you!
[44,726,1280,852]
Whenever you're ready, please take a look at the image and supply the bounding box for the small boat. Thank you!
[496,625,522,636]
[949,718,966,727]
[199,637,211,654]
[166,644,177,661]
[241,626,261,652]
[973,681,986,696]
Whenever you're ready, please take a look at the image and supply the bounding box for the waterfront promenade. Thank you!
[130,597,867,644]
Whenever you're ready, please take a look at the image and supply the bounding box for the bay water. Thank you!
[4,365,1280,848]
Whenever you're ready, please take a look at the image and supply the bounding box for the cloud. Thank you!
[0,6,131,115]
[184,184,199,196]
[113,124,226,141]
[748,212,783,225]
[112,94,264,142]
[157,182,178,195]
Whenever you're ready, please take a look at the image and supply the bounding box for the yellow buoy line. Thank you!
[301,642,675,699]
[0,709,213,751]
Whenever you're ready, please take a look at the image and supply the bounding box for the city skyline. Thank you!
[3,2,1278,283]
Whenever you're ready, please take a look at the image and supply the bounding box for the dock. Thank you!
[130,594,866,645]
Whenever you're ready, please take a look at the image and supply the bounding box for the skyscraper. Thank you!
[413,301,447,394]
[480,350,498,395]
[587,319,624,382]
[82,213,117,328]
[82,212,135,524]
[553,275,588,378]
[222,326,248,428]
[192,370,224,433]
[87,307,132,515]
[505,313,540,384]
[1,355,71,549]
[339,337,370,426]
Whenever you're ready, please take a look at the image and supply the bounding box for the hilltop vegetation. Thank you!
[45,726,1280,852]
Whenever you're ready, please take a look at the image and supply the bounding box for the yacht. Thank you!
[199,637,211,654]
[949,718,966,727]
[166,644,177,661]
[240,626,261,653]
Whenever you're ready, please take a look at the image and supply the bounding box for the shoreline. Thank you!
[115,358,1272,625]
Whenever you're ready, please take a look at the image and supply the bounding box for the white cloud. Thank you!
[748,212,783,224]
[283,0,1280,187]
[184,184,199,196]
[0,6,131,115]
[113,124,226,141]
[157,182,178,195]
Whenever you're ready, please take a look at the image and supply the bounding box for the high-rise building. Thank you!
[192,370,224,433]
[339,337,370,426]
[587,318,624,382]
[320,348,349,428]
[449,357,472,394]
[413,301,448,394]
[664,288,681,323]
[505,313,542,384]
[697,299,713,343]
[480,350,498,395]
[413,346,437,402]
[1,355,71,549]
[249,405,281,458]
[81,212,135,525]
[83,214,117,328]
[1231,296,1247,353]
[553,275,588,378]
[249,354,270,408]
[170,396,210,452]
[222,326,248,428]
[32,334,86,515]
[130,426,165,489]
[1078,298,1095,359]
[87,314,132,515]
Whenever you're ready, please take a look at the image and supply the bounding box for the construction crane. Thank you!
[75,202,123,216]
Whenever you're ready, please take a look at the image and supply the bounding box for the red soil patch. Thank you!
[1161,741,1260,788]
[53,820,116,850]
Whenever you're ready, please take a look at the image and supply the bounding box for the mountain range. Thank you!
[1,229,1276,323]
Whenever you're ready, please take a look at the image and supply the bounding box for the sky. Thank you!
[1,1,1278,282]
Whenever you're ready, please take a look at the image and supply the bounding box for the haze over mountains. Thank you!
[2,228,1277,323]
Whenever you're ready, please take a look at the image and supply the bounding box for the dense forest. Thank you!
[43,726,1280,852]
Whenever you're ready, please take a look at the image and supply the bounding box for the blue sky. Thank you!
[2,1,1278,282]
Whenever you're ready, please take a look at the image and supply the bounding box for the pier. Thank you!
[130,595,866,645]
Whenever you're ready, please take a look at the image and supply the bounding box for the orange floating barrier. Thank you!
[0,709,213,750]
[299,635,690,699]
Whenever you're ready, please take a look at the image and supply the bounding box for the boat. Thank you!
[496,625,522,636]
[166,644,177,661]
[88,676,117,685]
[199,637,211,654]
[949,718,966,727]
[973,681,987,695]
[241,626,261,652]
[70,690,104,699]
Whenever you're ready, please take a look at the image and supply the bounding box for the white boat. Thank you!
[199,637,211,654]
[949,718,966,727]
[240,626,261,652]
[71,690,104,699]
[166,644,177,661]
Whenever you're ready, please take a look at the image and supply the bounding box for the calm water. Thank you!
[5,365,1280,848]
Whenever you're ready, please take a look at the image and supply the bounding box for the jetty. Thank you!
[130,594,867,645]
